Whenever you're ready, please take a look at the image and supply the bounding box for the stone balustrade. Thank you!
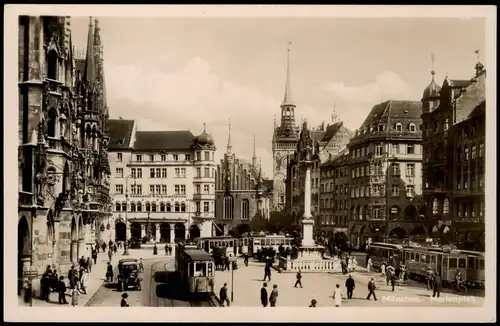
[278,255,342,273]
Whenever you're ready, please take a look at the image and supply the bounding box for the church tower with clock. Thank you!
[272,42,299,211]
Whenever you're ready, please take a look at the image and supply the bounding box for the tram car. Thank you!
[246,235,293,256]
[401,245,485,288]
[193,236,237,256]
[368,242,404,270]
[175,242,215,294]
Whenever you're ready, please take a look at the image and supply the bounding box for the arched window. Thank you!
[395,123,403,132]
[121,202,126,212]
[47,108,58,138]
[350,206,356,220]
[152,202,157,212]
[137,202,142,212]
[180,202,186,212]
[223,196,234,219]
[166,203,171,212]
[47,50,58,80]
[146,202,150,212]
[359,205,364,220]
[409,123,417,132]
[175,202,180,212]
[115,202,121,211]
[432,198,439,215]
[160,202,165,212]
[130,202,136,212]
[443,198,450,214]
[241,199,249,220]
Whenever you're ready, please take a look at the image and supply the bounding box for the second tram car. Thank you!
[175,242,215,294]
[193,236,237,256]
[246,235,293,255]
[368,242,404,269]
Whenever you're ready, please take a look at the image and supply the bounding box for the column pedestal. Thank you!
[301,219,315,247]
[141,224,146,240]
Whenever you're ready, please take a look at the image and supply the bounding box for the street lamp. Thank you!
[231,260,234,302]
[123,174,136,256]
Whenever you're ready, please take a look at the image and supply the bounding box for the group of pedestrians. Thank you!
[260,283,279,307]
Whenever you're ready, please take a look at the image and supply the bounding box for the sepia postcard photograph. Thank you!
[3,4,496,323]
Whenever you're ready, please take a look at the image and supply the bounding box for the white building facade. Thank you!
[105,119,216,244]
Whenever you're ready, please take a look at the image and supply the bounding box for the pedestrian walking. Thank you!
[23,280,32,306]
[102,242,107,253]
[294,269,303,288]
[108,248,113,261]
[366,277,377,301]
[260,283,268,307]
[139,258,144,273]
[121,293,130,307]
[263,263,272,281]
[165,243,169,255]
[309,299,317,307]
[71,285,79,306]
[57,276,68,304]
[433,275,442,298]
[87,257,93,273]
[426,267,435,291]
[80,269,89,295]
[168,245,172,256]
[68,265,76,290]
[219,283,230,307]
[92,248,98,265]
[333,284,344,307]
[367,257,373,273]
[244,253,249,267]
[121,293,130,306]
[269,284,278,307]
[386,267,393,286]
[106,262,114,282]
[153,244,158,255]
[381,262,386,277]
[41,265,52,301]
[345,275,355,299]
[113,244,118,254]
[390,271,396,292]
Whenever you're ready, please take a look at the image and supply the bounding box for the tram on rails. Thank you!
[369,241,485,288]
[175,242,215,294]
[243,235,293,256]
[193,236,237,256]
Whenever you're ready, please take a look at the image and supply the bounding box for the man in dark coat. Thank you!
[294,269,303,288]
[68,265,76,290]
[41,265,53,301]
[263,263,271,281]
[219,283,230,307]
[345,275,355,299]
[57,276,68,304]
[390,271,396,292]
[92,248,98,265]
[260,283,268,307]
[366,277,377,301]
[433,275,443,298]
[106,262,114,282]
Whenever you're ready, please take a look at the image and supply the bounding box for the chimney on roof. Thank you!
[119,116,123,120]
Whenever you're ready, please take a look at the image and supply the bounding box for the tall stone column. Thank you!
[155,223,161,243]
[71,240,78,263]
[302,162,315,247]
[78,238,86,259]
[126,220,131,241]
[169,223,175,244]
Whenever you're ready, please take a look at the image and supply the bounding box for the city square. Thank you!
[11,6,492,319]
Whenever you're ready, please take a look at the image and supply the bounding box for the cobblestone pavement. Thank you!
[213,258,485,307]
[20,248,174,307]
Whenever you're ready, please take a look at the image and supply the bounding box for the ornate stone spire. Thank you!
[252,134,257,168]
[226,118,232,154]
[331,101,339,123]
[84,17,95,88]
[281,41,295,107]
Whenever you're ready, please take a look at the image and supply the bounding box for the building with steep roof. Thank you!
[421,57,485,251]
[286,119,353,230]
[107,120,216,243]
[18,16,111,293]
[215,127,273,235]
[346,100,425,249]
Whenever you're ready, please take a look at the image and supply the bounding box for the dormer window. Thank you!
[409,123,416,132]
[116,139,124,145]
[395,123,403,132]
[378,125,384,132]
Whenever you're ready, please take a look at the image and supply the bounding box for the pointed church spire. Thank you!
[281,41,295,107]
[227,118,232,154]
[84,17,95,87]
[431,52,436,81]
[252,134,257,167]
[331,101,339,123]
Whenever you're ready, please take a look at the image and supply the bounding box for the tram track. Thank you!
[149,260,217,307]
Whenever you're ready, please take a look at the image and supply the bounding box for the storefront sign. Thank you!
[390,207,399,214]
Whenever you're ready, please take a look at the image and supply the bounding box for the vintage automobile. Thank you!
[117,258,142,292]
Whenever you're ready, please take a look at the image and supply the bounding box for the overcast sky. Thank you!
[70,16,485,177]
